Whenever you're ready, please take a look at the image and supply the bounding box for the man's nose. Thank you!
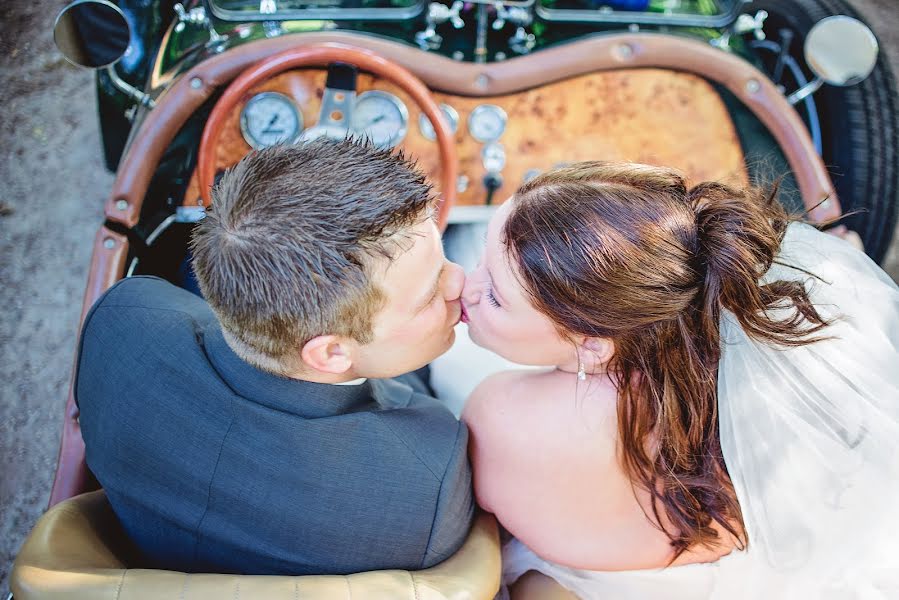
[444,261,465,301]
[461,269,481,307]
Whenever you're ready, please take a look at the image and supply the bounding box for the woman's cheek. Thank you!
[482,308,506,340]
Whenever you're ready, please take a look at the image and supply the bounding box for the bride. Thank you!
[435,162,899,599]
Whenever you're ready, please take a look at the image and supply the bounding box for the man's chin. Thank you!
[408,329,456,369]
[432,328,456,359]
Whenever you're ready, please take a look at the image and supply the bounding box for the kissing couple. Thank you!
[76,137,899,598]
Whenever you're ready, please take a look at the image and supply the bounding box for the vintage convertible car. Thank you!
[9,0,896,598]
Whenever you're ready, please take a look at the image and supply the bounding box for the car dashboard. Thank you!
[182,64,748,220]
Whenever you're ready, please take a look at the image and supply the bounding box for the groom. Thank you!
[75,138,473,575]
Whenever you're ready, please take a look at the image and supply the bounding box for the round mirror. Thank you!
[804,16,878,86]
[54,0,131,69]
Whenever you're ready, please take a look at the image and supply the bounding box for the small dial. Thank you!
[468,104,507,143]
[351,91,409,149]
[482,142,506,173]
[418,104,460,141]
[240,92,303,149]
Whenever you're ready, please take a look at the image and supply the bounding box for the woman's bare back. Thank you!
[463,369,736,571]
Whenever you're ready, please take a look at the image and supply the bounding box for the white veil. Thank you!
[714,223,899,598]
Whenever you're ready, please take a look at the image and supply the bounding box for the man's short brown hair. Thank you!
[190,138,435,374]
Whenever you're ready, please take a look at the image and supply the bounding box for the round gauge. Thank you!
[351,91,409,149]
[418,103,460,141]
[467,104,507,143]
[481,142,506,173]
[240,92,303,149]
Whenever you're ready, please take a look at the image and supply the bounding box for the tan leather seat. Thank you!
[508,571,580,599]
[11,491,501,600]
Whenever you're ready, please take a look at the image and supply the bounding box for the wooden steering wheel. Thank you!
[197,43,458,229]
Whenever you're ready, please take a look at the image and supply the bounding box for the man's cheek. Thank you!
[394,320,425,344]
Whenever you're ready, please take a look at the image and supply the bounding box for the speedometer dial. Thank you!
[240,92,303,149]
[351,91,408,149]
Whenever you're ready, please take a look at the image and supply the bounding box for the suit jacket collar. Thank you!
[202,325,375,418]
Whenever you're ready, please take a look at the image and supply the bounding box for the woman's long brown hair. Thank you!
[503,162,831,560]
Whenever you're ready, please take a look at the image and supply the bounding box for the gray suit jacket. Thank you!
[76,276,474,575]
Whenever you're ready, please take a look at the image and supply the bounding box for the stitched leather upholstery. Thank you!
[11,491,501,599]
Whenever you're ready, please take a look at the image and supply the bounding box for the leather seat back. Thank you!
[11,490,501,599]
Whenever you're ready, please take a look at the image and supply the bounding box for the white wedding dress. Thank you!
[434,223,899,599]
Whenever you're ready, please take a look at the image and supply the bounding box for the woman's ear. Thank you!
[301,335,354,375]
[583,337,615,367]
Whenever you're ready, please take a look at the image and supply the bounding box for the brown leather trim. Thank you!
[48,227,128,507]
[108,31,839,228]
[197,44,458,228]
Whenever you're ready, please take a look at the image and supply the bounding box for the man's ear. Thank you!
[300,335,354,375]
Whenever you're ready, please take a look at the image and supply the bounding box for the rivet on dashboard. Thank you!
[103,238,116,250]
[615,44,634,60]
[115,199,129,211]
[190,77,203,89]
[745,79,761,94]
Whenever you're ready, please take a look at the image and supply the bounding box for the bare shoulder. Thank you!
[461,370,547,512]
[463,369,614,440]
[462,370,527,424]
[462,370,550,447]
[463,370,622,527]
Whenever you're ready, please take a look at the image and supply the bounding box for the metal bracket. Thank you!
[105,65,156,109]
[787,77,824,105]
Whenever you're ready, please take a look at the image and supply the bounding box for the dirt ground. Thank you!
[1,0,897,594]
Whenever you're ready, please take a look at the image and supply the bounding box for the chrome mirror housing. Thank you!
[53,0,131,69]
[805,15,878,86]
[788,15,878,104]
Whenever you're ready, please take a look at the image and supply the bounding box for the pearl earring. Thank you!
[577,360,587,381]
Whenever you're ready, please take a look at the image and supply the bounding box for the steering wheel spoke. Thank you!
[301,62,359,142]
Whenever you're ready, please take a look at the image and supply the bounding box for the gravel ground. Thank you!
[1,0,897,594]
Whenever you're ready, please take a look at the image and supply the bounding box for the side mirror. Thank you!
[787,16,878,104]
[804,15,879,86]
[54,0,132,69]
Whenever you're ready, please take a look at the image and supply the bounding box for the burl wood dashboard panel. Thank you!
[183,68,747,209]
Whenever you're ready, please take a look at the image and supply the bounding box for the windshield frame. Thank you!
[204,0,425,21]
